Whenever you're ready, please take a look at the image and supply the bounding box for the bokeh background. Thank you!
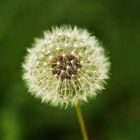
[0,0,140,140]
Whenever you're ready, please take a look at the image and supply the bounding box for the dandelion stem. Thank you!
[75,102,89,140]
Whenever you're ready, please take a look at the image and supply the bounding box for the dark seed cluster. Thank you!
[51,54,82,80]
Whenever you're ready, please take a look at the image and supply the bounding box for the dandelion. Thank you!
[22,25,110,140]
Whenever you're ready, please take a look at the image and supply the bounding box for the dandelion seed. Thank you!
[22,25,110,107]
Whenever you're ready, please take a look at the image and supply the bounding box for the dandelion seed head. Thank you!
[22,25,110,107]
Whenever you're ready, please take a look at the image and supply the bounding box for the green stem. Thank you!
[75,102,89,140]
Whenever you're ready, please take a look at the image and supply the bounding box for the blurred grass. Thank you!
[0,0,140,140]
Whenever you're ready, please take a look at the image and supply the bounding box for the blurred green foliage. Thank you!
[0,0,140,140]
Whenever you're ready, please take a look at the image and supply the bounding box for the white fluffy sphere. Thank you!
[22,26,110,107]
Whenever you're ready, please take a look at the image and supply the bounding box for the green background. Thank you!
[0,0,140,140]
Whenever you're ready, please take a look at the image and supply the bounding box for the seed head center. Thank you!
[51,54,82,80]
